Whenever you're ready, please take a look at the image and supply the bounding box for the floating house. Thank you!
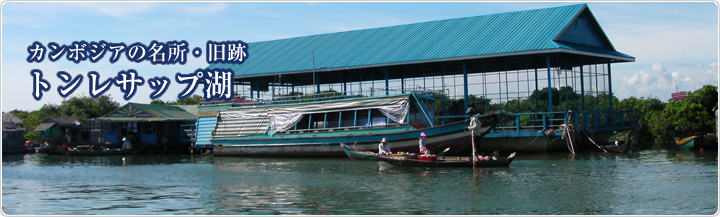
[33,117,86,145]
[87,103,197,153]
[2,112,26,154]
[196,4,638,155]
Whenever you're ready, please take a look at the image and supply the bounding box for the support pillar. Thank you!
[385,68,389,96]
[463,61,469,117]
[546,55,553,112]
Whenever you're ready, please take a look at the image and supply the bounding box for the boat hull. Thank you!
[213,122,479,157]
[60,146,145,156]
[677,134,718,150]
[603,142,630,153]
[213,111,509,157]
[378,152,516,167]
[341,143,378,160]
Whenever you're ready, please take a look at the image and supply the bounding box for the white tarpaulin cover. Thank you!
[217,95,410,135]
[216,110,269,136]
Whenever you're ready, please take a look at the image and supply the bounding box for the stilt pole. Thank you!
[472,130,477,169]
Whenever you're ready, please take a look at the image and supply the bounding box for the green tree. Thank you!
[618,96,665,144]
[12,95,120,141]
[647,85,717,143]
[162,94,204,105]
[150,99,167,105]
[174,94,204,105]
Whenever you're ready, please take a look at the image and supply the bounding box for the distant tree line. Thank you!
[10,94,206,141]
[149,94,204,105]
[434,85,717,144]
[400,85,717,145]
[274,85,717,145]
[9,95,121,141]
[10,85,716,145]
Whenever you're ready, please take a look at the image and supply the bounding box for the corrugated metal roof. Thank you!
[42,117,80,127]
[131,104,197,120]
[34,122,56,132]
[89,103,197,122]
[207,4,634,78]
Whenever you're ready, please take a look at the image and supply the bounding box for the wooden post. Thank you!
[472,130,477,169]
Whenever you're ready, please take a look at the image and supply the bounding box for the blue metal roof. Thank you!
[207,4,634,78]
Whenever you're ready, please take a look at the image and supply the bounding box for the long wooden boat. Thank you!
[378,152,516,167]
[60,146,146,156]
[676,134,718,150]
[209,92,511,157]
[340,143,378,160]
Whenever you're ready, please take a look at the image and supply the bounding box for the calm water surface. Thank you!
[2,149,717,215]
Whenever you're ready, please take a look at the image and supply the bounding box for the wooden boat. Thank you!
[340,142,450,160]
[340,143,378,160]
[36,146,64,155]
[604,142,629,153]
[676,134,718,150]
[60,146,146,156]
[208,92,511,157]
[378,152,516,167]
[603,131,630,153]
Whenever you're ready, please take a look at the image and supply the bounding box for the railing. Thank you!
[200,87,439,107]
[282,123,408,134]
[491,109,638,135]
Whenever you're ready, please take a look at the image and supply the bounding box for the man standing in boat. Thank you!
[121,137,133,150]
[465,107,478,131]
[378,138,391,155]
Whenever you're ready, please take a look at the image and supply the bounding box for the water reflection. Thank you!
[2,148,717,215]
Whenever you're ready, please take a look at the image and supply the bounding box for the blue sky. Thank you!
[2,2,718,112]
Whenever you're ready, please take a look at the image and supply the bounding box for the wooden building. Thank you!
[87,103,197,153]
[33,117,86,145]
[2,112,26,154]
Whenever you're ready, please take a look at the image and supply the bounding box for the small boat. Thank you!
[676,134,718,150]
[340,143,378,160]
[603,131,630,153]
[378,152,516,167]
[60,146,146,156]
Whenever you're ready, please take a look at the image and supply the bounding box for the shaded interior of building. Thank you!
[226,52,637,135]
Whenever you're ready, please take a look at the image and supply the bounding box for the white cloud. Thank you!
[708,62,718,75]
[676,62,706,69]
[606,21,717,63]
[622,70,654,86]
[72,2,159,19]
[178,3,227,15]
[671,71,691,82]
[652,63,666,73]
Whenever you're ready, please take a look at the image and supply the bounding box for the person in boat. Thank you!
[121,137,133,150]
[419,132,430,155]
[378,138,391,155]
[465,107,478,131]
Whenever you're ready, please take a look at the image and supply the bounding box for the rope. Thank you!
[517,131,543,149]
[578,126,607,153]
[565,126,575,155]
[562,110,575,155]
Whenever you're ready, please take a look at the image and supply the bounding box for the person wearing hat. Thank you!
[378,138,391,155]
[418,132,429,155]
[465,107,479,131]
[121,137,133,150]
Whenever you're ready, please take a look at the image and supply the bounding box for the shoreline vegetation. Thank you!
[9,85,717,148]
